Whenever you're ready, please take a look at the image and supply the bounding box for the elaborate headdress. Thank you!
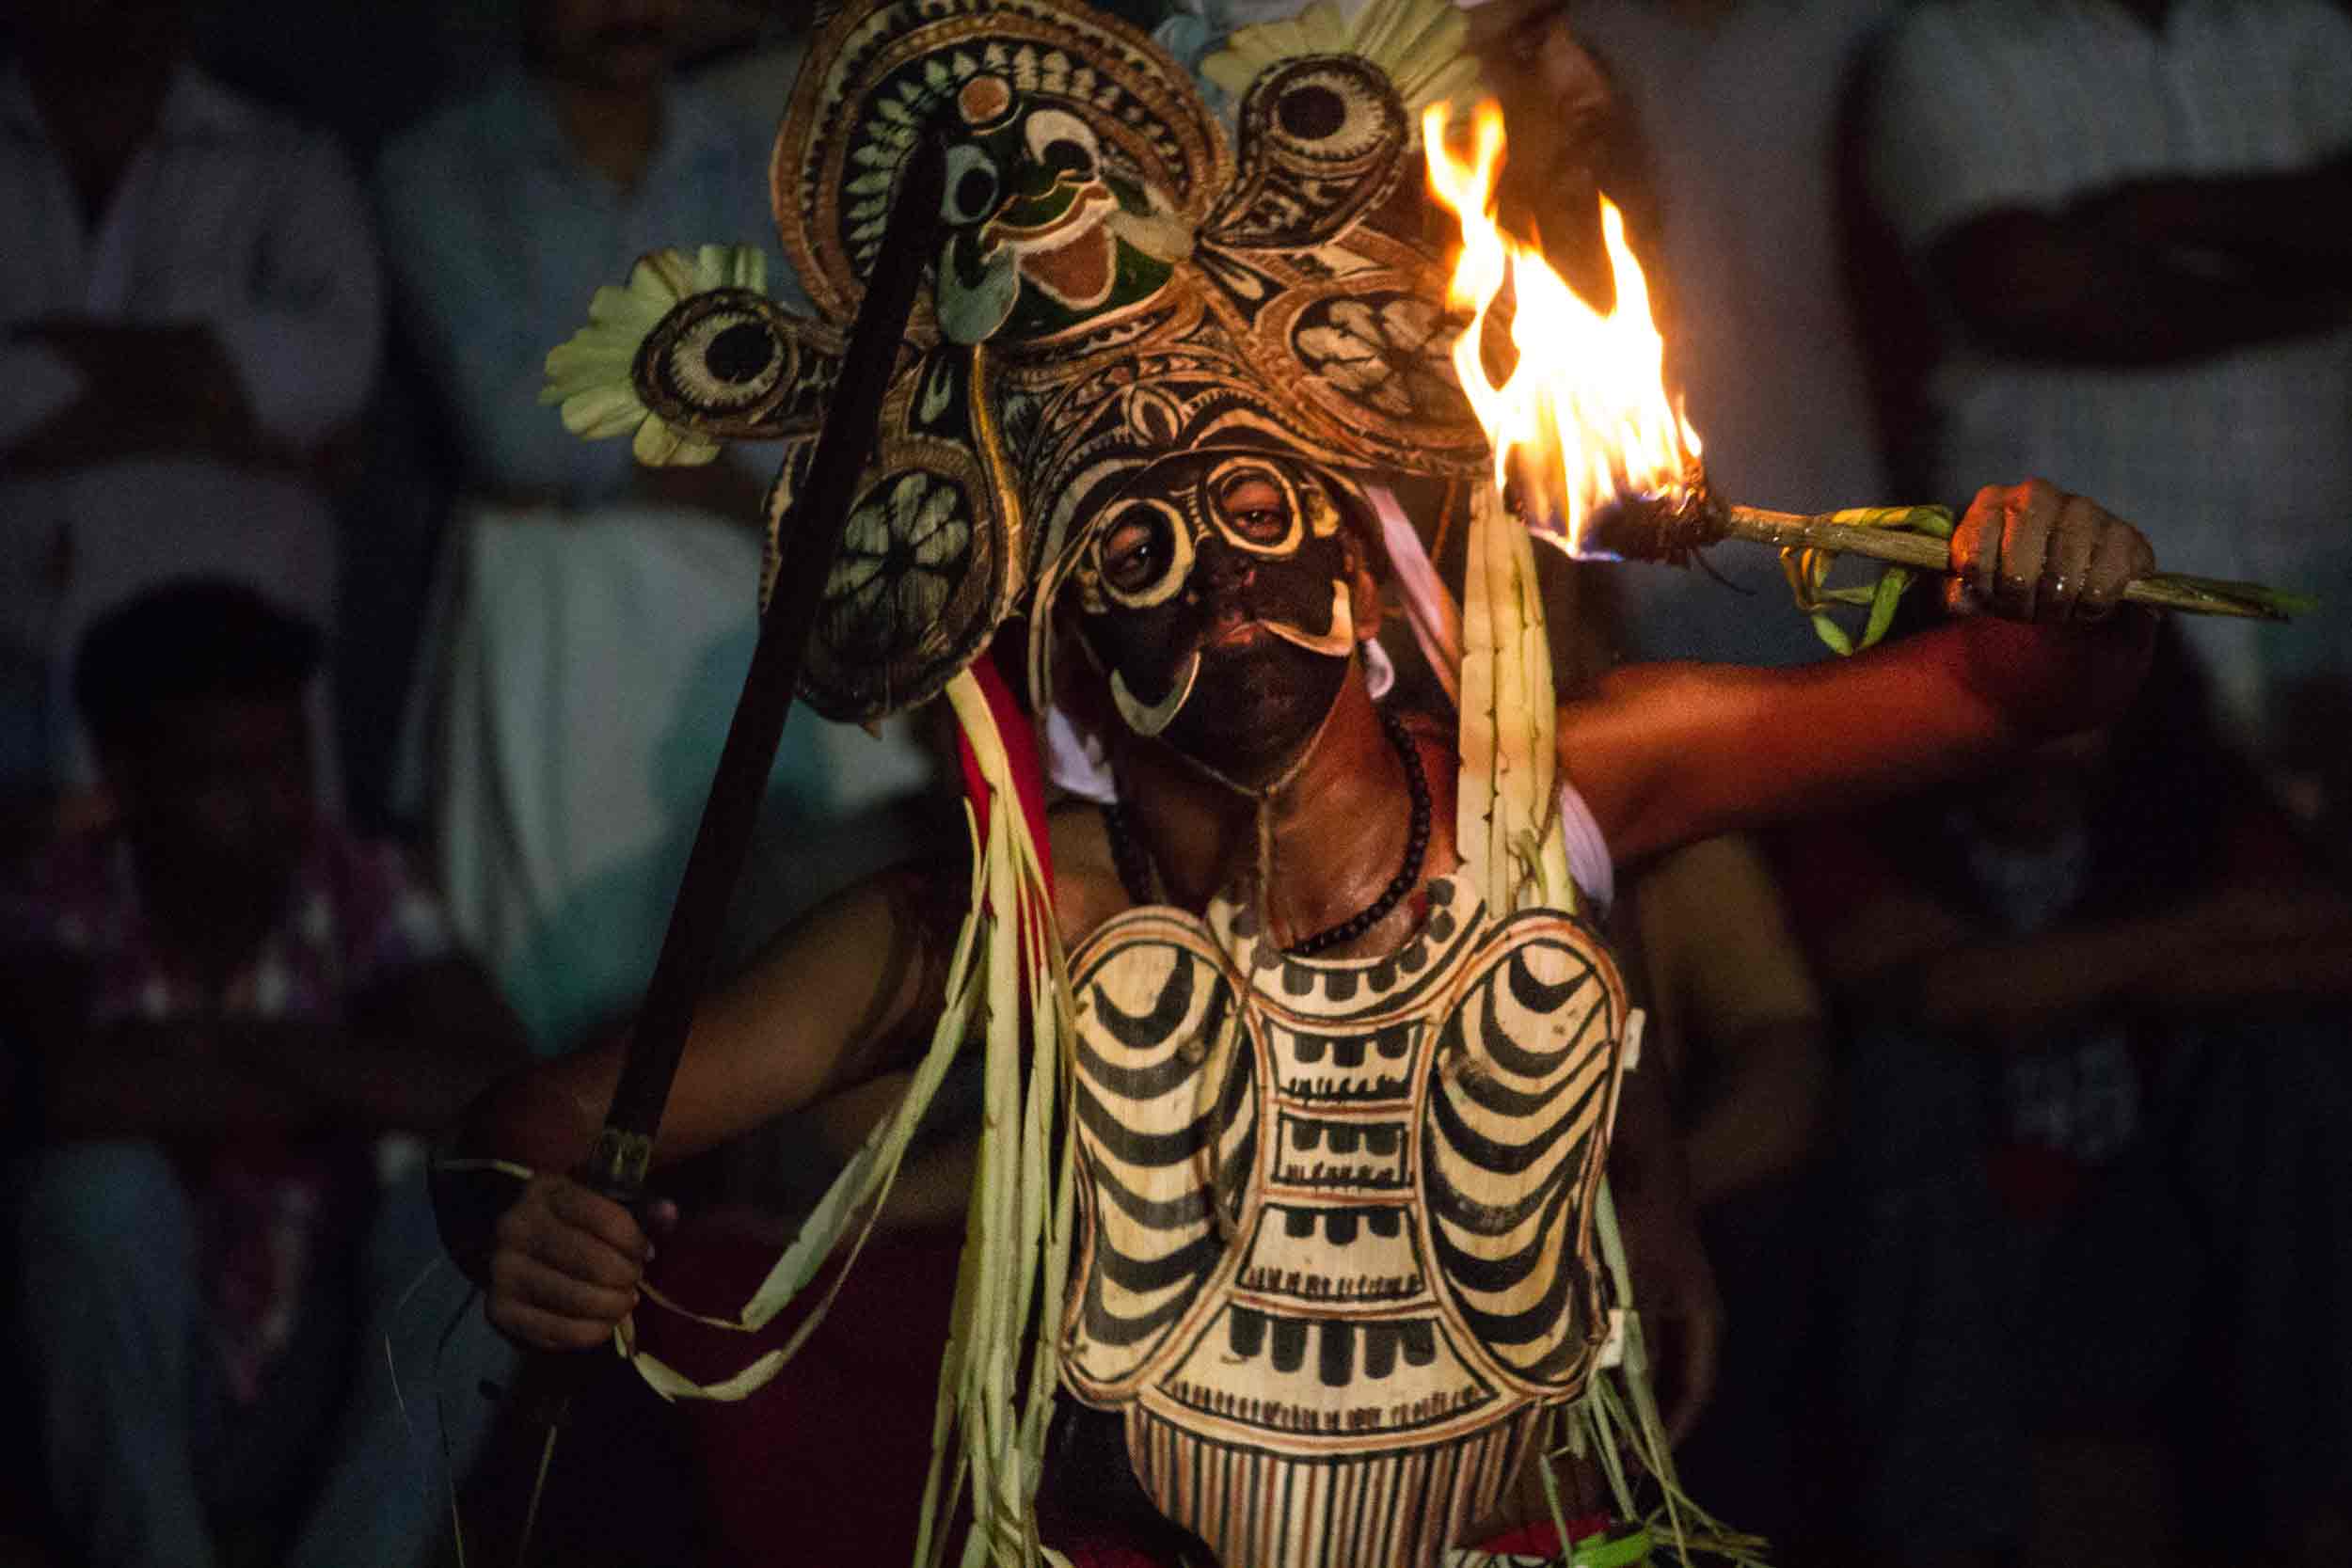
[548,0,1489,720]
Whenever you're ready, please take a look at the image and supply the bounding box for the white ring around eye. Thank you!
[1301,479,1342,539]
[1096,497,1195,610]
[1202,457,1305,557]
[668,307,786,409]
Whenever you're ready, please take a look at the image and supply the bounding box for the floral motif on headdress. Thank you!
[542,245,803,467]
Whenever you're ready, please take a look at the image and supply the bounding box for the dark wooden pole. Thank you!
[584,129,947,1196]
[505,131,946,1508]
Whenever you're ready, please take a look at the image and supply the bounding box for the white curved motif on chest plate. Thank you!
[1059,877,1628,1568]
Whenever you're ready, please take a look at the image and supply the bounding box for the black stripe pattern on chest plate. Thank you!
[1059,875,1629,1568]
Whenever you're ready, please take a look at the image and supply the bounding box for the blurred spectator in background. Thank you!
[0,0,380,853]
[1565,0,1900,669]
[376,0,936,1056]
[1457,0,1635,297]
[375,0,795,516]
[1859,0,2352,822]
[4,580,527,1568]
[1617,830,1831,1556]
[688,4,815,159]
[1772,618,2352,1568]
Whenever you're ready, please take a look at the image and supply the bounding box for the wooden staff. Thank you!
[580,133,946,1200]
[506,125,947,1541]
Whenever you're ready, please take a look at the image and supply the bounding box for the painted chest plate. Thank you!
[1060,874,1629,1568]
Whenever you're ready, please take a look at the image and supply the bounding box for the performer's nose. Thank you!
[1197,538,1255,593]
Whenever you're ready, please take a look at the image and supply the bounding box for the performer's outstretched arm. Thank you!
[471,866,962,1174]
[1560,480,2158,868]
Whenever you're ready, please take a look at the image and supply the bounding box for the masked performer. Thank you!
[438,3,2158,1564]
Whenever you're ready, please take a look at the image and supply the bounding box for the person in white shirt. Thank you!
[375,0,797,514]
[1863,0,2352,773]
[375,0,937,1056]
[0,0,381,834]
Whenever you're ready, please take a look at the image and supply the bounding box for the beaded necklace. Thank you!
[1102,704,1431,956]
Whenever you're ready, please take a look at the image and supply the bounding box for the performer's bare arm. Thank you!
[463,871,952,1176]
[1562,481,2156,866]
[452,815,1131,1350]
[444,868,956,1344]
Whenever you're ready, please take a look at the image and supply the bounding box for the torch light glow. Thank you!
[1422,102,1702,557]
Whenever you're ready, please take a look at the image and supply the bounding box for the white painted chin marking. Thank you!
[1111,649,1200,736]
[1258,580,1354,658]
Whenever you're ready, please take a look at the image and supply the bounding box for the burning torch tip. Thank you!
[1577,477,1727,567]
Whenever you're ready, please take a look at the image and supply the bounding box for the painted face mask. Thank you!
[1072,452,1358,784]
[934,75,1193,345]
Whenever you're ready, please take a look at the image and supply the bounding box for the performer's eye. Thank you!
[1104,515,1168,590]
[1095,499,1191,607]
[1216,476,1295,546]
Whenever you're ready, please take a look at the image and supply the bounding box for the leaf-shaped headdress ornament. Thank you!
[548,0,1491,721]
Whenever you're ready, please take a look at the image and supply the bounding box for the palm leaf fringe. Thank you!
[1468,479,1768,1565]
[623,670,1074,1568]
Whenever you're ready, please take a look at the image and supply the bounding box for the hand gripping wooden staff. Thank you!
[505,129,947,1557]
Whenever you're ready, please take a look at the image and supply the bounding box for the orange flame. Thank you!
[1422,102,1702,555]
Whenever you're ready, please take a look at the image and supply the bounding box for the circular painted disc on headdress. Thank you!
[760,346,1012,721]
[1195,49,1493,477]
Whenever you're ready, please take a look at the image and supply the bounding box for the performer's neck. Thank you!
[1113,664,1416,941]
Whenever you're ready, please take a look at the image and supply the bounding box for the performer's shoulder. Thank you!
[1048,800,1132,946]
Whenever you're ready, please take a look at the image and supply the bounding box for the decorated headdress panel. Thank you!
[552,0,1493,721]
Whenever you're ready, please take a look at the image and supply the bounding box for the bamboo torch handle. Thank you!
[1721,504,2309,621]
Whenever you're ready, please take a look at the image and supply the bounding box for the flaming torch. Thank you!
[1422,103,2311,651]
